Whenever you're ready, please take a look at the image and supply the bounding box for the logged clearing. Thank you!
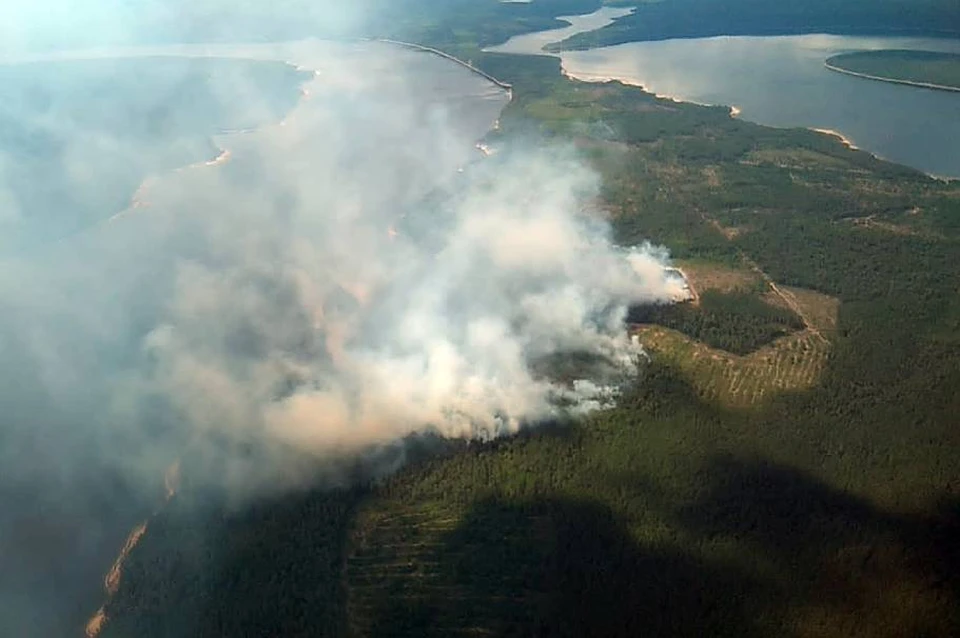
[345,501,497,637]
[634,256,839,406]
[778,285,840,335]
[633,325,830,407]
[675,261,760,295]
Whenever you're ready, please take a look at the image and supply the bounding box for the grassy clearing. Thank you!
[675,259,761,295]
[778,285,840,334]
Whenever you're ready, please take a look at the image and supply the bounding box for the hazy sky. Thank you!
[0,0,364,53]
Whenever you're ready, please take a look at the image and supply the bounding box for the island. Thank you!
[825,49,960,92]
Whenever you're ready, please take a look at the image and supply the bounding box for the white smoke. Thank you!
[0,41,688,496]
[138,150,680,453]
[0,7,693,635]
[121,148,684,491]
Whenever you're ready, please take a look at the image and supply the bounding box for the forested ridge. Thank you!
[551,0,960,50]
[100,5,960,638]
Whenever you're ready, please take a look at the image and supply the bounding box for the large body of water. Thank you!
[0,40,508,250]
[491,14,960,178]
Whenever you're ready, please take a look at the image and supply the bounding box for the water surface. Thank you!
[492,15,960,177]
[0,41,509,250]
[488,6,633,55]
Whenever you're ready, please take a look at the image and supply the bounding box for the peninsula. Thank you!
[825,49,960,92]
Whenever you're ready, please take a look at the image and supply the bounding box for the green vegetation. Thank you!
[101,487,361,637]
[826,49,960,91]
[628,289,804,355]
[366,0,611,54]
[101,13,960,638]
[632,324,830,407]
[365,0,960,53]
[552,0,960,50]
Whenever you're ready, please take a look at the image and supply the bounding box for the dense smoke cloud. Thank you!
[0,6,688,634]
[142,148,677,458]
[1,41,686,498]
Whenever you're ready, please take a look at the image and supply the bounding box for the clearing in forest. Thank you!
[633,261,839,407]
[632,325,830,407]
[344,500,515,637]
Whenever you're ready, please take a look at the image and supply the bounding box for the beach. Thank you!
[809,127,859,150]
[824,61,960,94]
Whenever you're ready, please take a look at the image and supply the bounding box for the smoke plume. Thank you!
[0,6,692,634]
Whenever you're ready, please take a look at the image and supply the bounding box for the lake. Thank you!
[490,13,960,178]
[0,41,509,251]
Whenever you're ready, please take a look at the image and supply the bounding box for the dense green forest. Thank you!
[100,7,960,638]
[553,0,960,50]
[826,49,960,90]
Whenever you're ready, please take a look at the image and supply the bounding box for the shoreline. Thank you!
[81,39,508,225]
[490,10,960,180]
[558,66,720,110]
[374,38,513,92]
[824,61,960,93]
[809,127,860,150]
[38,40,513,242]
[483,6,635,56]
[559,66,747,119]
[554,53,948,180]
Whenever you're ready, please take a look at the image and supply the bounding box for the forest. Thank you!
[627,289,804,356]
[99,8,960,638]
[551,0,960,50]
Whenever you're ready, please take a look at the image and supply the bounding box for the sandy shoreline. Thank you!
[492,6,960,180]
[559,65,952,178]
[557,60,954,178]
[12,44,320,243]
[15,40,513,243]
[824,62,960,94]
[809,127,859,150]
[80,62,289,620]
